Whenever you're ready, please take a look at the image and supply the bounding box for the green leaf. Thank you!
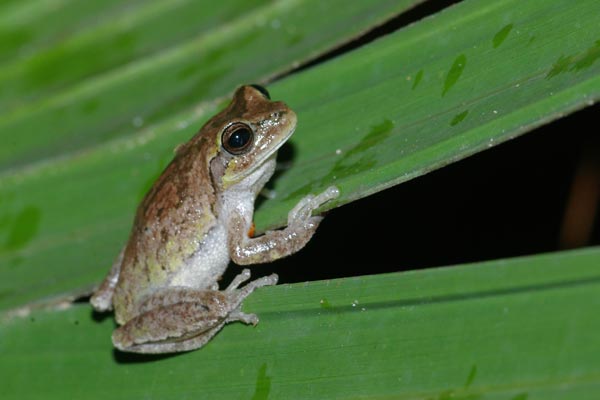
[1,0,598,312]
[1,0,599,397]
[0,0,142,64]
[0,0,419,171]
[0,0,271,85]
[0,0,421,311]
[3,247,599,398]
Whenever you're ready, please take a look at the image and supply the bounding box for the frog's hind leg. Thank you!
[112,291,228,354]
[115,307,262,354]
[90,247,125,312]
[118,319,245,354]
[112,272,278,354]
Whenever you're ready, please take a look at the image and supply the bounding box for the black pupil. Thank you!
[228,127,251,149]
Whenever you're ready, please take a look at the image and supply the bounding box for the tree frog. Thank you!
[90,85,338,354]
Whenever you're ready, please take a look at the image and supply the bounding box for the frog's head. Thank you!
[209,85,297,191]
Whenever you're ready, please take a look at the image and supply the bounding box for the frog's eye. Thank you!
[249,84,270,99]
[222,122,254,155]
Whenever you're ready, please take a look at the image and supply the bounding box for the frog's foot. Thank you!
[288,186,339,228]
[226,310,259,325]
[225,270,278,326]
[226,269,278,293]
[225,268,252,291]
[229,272,278,306]
[224,272,278,321]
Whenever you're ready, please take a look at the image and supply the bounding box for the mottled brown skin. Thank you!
[90,85,338,353]
[112,86,293,324]
[113,132,218,324]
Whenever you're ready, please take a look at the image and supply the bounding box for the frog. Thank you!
[90,84,339,354]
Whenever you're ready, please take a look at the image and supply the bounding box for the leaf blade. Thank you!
[1,0,599,312]
[0,0,421,171]
[2,247,599,399]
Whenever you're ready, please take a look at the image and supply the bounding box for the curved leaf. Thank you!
[1,0,598,312]
[2,247,599,398]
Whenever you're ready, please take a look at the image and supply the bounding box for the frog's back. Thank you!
[113,133,218,322]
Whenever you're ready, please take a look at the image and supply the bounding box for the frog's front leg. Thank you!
[228,186,339,264]
[90,247,125,312]
[112,270,277,354]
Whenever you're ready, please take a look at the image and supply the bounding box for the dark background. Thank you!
[227,0,600,284]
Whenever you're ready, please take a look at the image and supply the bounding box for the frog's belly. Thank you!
[168,223,230,289]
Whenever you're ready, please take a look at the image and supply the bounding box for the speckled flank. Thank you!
[112,126,219,322]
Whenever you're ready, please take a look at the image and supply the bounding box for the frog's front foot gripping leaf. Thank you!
[288,186,340,229]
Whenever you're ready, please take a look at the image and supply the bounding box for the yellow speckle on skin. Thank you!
[150,211,216,283]
[222,159,241,189]
[147,259,167,283]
